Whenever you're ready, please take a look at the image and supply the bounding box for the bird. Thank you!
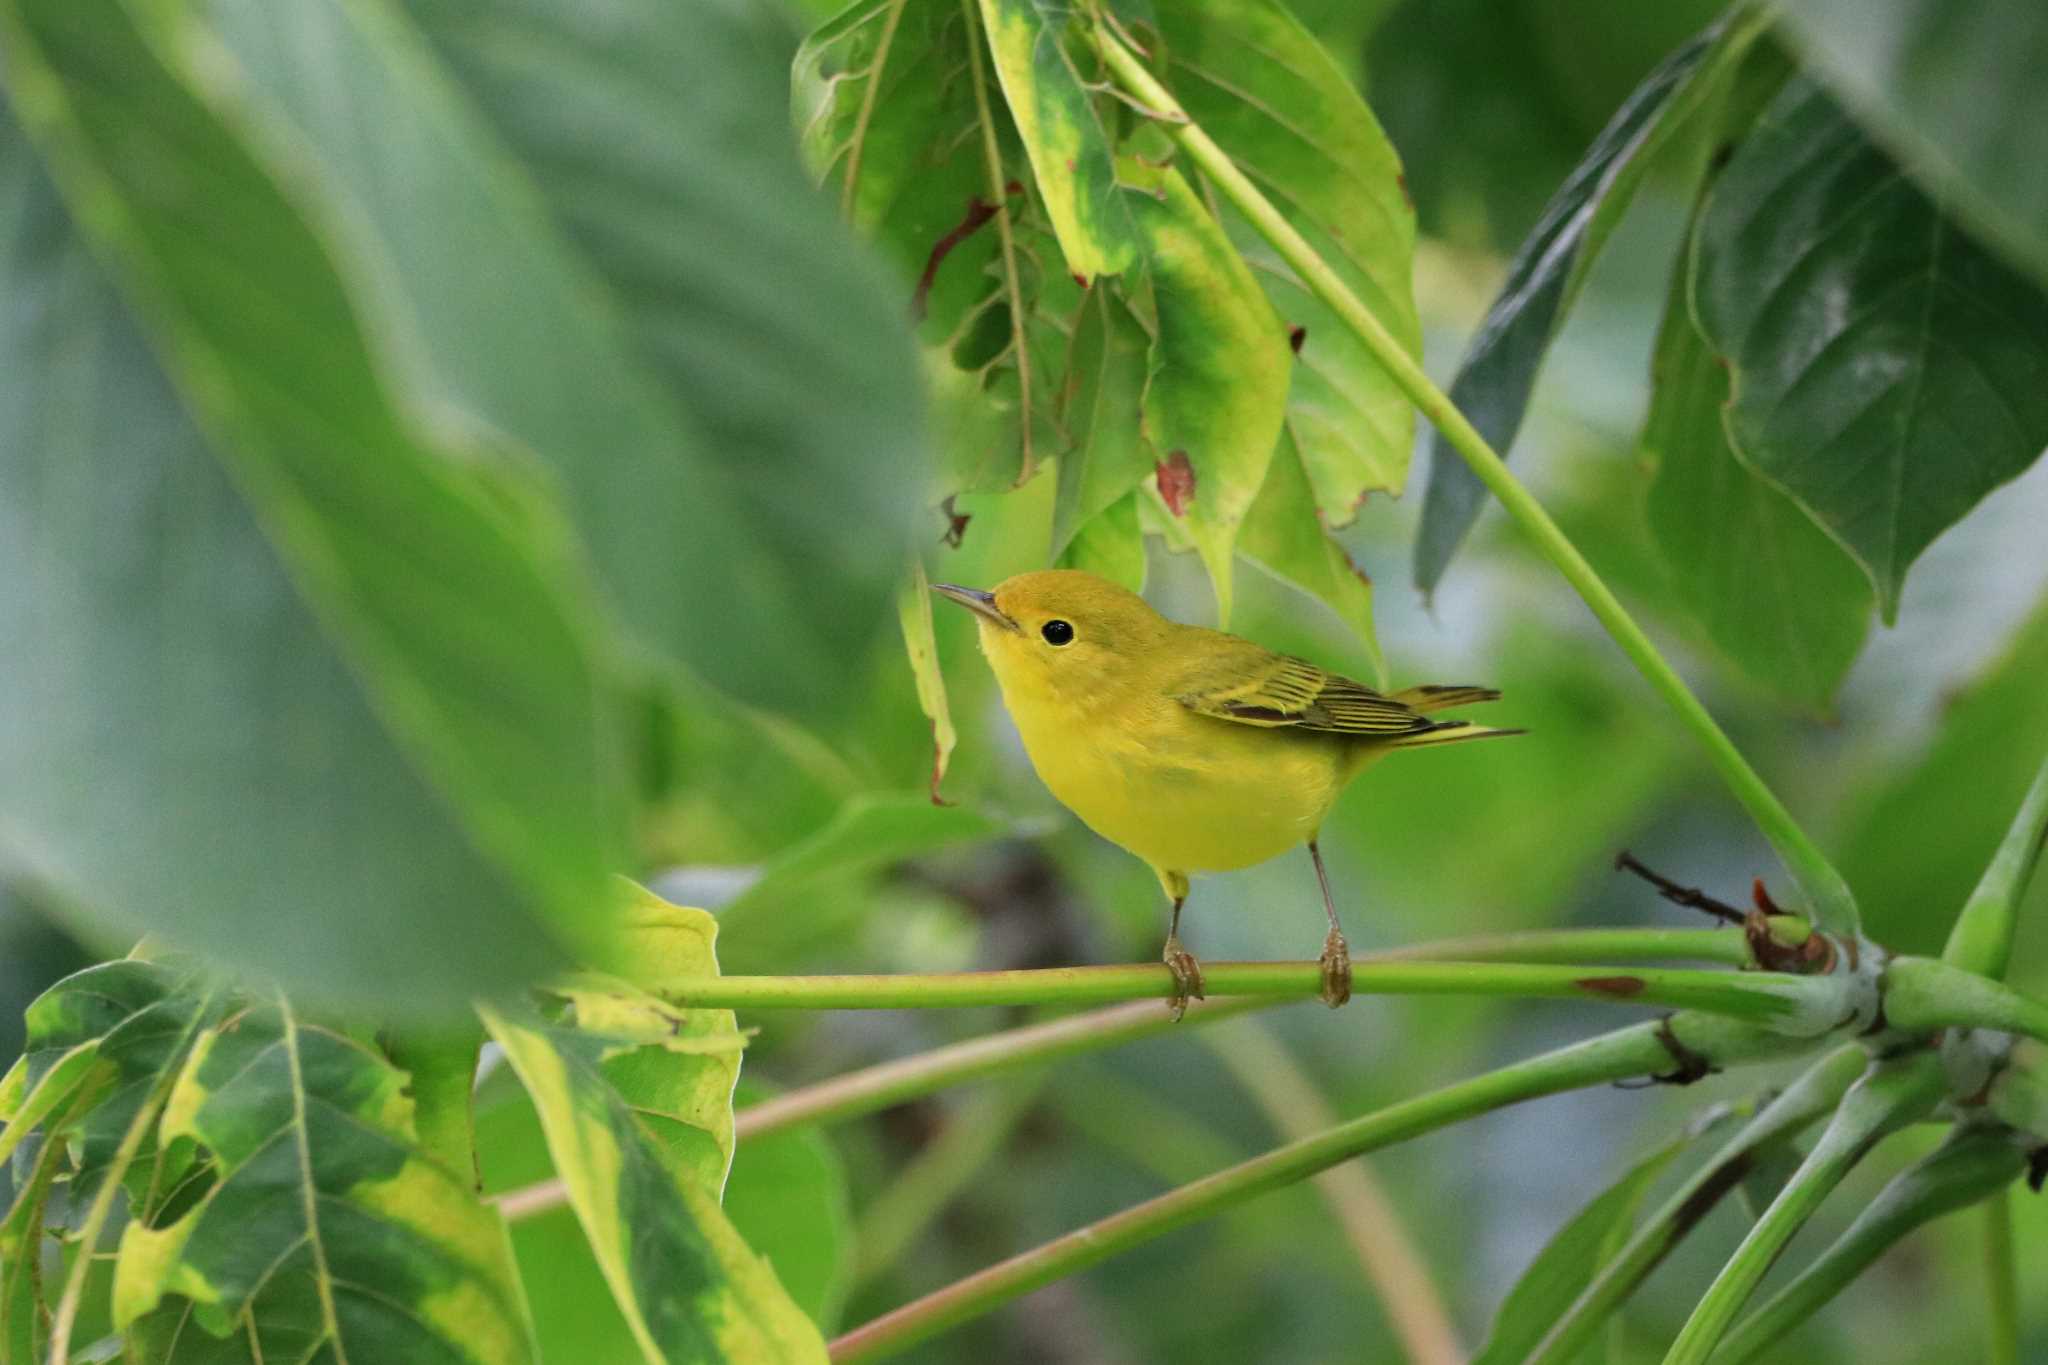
[934,569,1519,1017]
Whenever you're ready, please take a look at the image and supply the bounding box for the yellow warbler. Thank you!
[936,569,1518,1016]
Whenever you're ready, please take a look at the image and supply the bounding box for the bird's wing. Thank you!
[1170,642,1432,737]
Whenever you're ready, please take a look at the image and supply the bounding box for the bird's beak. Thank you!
[931,583,1020,633]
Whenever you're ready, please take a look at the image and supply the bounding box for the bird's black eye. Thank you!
[1040,618,1075,646]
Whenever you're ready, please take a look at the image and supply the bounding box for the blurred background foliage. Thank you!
[5,0,2048,1361]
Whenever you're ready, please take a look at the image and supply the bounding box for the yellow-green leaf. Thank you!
[899,561,959,804]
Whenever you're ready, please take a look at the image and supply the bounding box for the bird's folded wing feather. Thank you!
[1170,645,1432,736]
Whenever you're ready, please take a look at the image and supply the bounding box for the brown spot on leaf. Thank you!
[1288,324,1307,354]
[1073,273,1089,289]
[939,494,971,549]
[1396,171,1412,211]
[1576,975,1646,997]
[1155,450,1196,516]
[912,195,1003,322]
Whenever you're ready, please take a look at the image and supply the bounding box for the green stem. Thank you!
[1883,956,2048,1046]
[853,1072,1050,1286]
[382,1021,483,1188]
[656,960,1839,1023]
[1716,1125,2028,1364]
[1660,1051,1945,1365]
[1206,1022,1464,1365]
[1086,19,1858,939]
[1525,1043,1868,1365]
[830,1012,1812,1362]
[1986,1186,2021,1365]
[1943,750,2048,980]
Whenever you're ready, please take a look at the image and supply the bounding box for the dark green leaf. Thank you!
[1693,75,2048,620]
[1643,243,1872,709]
[1238,431,1385,684]
[1051,287,1154,562]
[1471,1130,1690,1365]
[0,10,612,1003]
[117,1004,534,1363]
[1414,13,1772,597]
[1777,0,2048,290]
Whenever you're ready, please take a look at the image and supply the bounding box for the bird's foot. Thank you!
[1162,935,1206,1021]
[1318,929,1352,1008]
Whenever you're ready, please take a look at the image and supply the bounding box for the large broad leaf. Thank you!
[1151,0,1419,516]
[1471,1127,1694,1365]
[1412,13,1775,597]
[1237,431,1386,685]
[200,0,925,716]
[1642,242,1872,710]
[114,1003,535,1363]
[725,1084,853,1331]
[796,0,1064,489]
[481,1007,825,1365]
[1051,286,1155,564]
[0,3,623,1001]
[1777,0,2048,291]
[1693,75,2048,621]
[1840,595,2048,955]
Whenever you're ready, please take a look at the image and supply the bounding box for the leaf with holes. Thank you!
[113,1003,534,1363]
[1151,0,1420,519]
[1777,0,2048,291]
[1414,12,1780,597]
[1643,238,1872,710]
[1693,75,2048,620]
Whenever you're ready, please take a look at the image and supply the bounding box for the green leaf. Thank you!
[0,1,622,1002]
[975,0,1140,282]
[1471,1128,1691,1365]
[1051,286,1154,562]
[115,1002,534,1363]
[1056,491,1147,590]
[1693,74,2048,621]
[899,562,960,806]
[1125,159,1292,624]
[1642,240,1872,710]
[1237,431,1385,686]
[1777,0,2048,291]
[1151,0,1420,516]
[726,1085,853,1331]
[195,0,925,718]
[796,0,1064,492]
[1413,12,1776,597]
[481,1007,826,1365]
[1840,594,2048,955]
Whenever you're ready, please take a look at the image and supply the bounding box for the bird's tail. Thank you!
[1383,719,1524,749]
[1387,684,1502,715]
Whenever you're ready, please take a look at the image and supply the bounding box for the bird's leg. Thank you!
[1158,871,1204,1021]
[1308,839,1352,1008]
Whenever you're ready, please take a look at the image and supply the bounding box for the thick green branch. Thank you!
[1525,1043,1868,1365]
[1943,751,2048,980]
[655,959,1845,1026]
[830,1012,1812,1362]
[1884,956,2048,1046]
[1715,1125,2029,1364]
[1086,19,1858,939]
[1660,1052,1945,1365]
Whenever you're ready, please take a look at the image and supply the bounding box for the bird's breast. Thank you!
[1004,685,1348,875]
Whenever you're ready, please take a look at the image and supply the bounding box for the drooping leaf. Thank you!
[1413,12,1777,597]
[899,561,960,805]
[1693,75,2048,621]
[1840,594,2048,955]
[1151,0,1420,517]
[200,0,925,717]
[1124,159,1293,624]
[115,1003,535,1364]
[481,1008,826,1365]
[1057,491,1148,590]
[1237,432,1386,686]
[725,1084,854,1330]
[795,0,1067,492]
[0,2,619,1002]
[1642,239,1872,710]
[1777,0,2048,291]
[1471,1128,1692,1365]
[974,0,1140,282]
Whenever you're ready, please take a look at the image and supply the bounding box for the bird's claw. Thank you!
[1318,929,1352,1008]
[1163,936,1206,1021]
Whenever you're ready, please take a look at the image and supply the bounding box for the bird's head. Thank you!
[932,569,1170,705]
